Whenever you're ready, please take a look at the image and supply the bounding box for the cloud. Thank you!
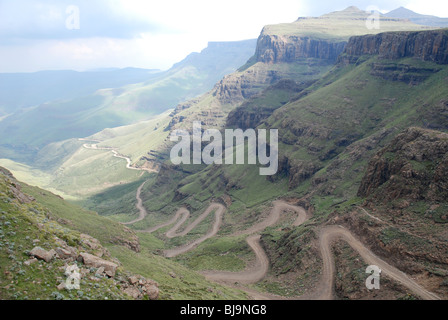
[1,0,447,72]
[0,0,161,41]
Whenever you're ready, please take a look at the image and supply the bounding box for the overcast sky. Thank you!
[0,0,447,73]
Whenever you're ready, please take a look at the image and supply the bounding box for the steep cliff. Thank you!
[263,27,448,194]
[340,29,448,65]
[255,34,347,64]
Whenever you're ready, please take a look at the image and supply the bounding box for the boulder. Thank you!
[128,276,139,285]
[78,252,118,278]
[145,281,159,300]
[123,287,141,299]
[30,247,56,263]
[55,247,77,260]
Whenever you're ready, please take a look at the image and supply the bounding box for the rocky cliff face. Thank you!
[358,127,448,203]
[211,32,346,106]
[212,67,280,105]
[340,29,448,65]
[255,33,347,64]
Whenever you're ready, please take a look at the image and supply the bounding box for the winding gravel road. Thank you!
[199,202,440,300]
[121,181,149,225]
[100,148,440,300]
[143,203,226,258]
[81,141,158,173]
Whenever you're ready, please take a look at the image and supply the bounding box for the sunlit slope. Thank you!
[0,40,256,164]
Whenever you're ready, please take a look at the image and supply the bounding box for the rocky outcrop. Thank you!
[212,31,346,106]
[7,180,35,204]
[226,79,312,130]
[212,68,281,105]
[122,275,159,300]
[79,252,119,278]
[340,29,448,65]
[358,127,448,202]
[256,33,347,64]
[368,62,441,85]
[30,247,56,263]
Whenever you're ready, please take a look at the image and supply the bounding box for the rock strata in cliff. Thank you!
[255,34,347,64]
[340,29,448,65]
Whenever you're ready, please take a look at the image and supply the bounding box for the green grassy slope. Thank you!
[0,167,247,300]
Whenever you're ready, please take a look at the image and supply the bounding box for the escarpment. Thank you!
[212,33,346,105]
[255,33,347,64]
[340,29,448,65]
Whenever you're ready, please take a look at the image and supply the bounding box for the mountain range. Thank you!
[0,39,256,163]
[385,6,448,27]
[1,6,448,301]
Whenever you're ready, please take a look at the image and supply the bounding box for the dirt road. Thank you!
[82,141,158,173]
[202,235,269,284]
[122,181,148,225]
[315,225,440,300]
[202,201,309,284]
[143,208,190,234]
[200,202,440,300]
[144,203,226,258]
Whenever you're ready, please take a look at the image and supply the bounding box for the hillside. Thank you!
[0,167,246,300]
[6,6,434,200]
[2,7,448,301]
[0,39,256,164]
[0,68,160,116]
[123,27,448,299]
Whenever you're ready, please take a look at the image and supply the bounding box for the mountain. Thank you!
[0,68,160,116]
[385,7,448,27]
[130,26,448,299]
[3,6,434,198]
[0,39,257,164]
[3,7,448,301]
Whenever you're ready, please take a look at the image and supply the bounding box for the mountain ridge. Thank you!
[385,7,448,27]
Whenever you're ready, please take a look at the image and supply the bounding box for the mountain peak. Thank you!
[385,6,448,27]
[321,6,369,19]
[386,6,421,19]
[344,6,362,12]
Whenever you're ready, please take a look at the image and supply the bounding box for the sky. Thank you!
[0,0,447,73]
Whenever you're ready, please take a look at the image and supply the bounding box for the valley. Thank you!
[1,5,448,302]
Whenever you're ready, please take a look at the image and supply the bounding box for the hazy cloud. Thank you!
[0,0,447,72]
[0,0,161,41]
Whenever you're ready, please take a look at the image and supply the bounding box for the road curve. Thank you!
[200,202,440,301]
[145,203,226,258]
[122,181,148,225]
[202,201,309,284]
[315,225,441,300]
[202,235,269,284]
[81,142,158,173]
[143,208,190,234]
